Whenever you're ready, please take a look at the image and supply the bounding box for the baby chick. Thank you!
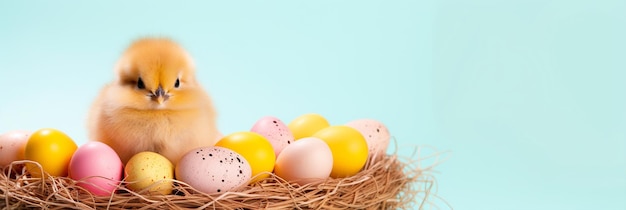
[88,38,221,164]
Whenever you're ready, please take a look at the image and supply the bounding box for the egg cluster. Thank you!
[0,114,390,195]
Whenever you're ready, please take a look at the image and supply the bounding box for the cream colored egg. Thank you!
[125,152,174,195]
[274,137,333,185]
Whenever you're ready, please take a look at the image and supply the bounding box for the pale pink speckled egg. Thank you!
[345,119,391,158]
[0,130,31,166]
[175,146,251,194]
[250,116,294,157]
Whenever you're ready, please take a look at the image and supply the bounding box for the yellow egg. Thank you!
[313,125,368,178]
[24,128,78,178]
[288,113,330,140]
[215,132,275,183]
[125,152,174,195]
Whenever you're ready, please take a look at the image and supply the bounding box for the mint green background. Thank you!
[1,1,624,209]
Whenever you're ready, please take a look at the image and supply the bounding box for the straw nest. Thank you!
[1,149,443,209]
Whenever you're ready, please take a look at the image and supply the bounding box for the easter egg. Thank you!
[313,126,368,178]
[288,113,330,140]
[125,152,174,195]
[215,132,275,183]
[175,146,252,194]
[0,130,31,166]
[274,137,333,185]
[68,142,123,196]
[250,116,294,157]
[25,128,78,178]
[346,119,391,159]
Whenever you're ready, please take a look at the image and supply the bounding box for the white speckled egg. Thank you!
[345,119,391,158]
[175,146,251,194]
[0,130,31,166]
[250,116,294,157]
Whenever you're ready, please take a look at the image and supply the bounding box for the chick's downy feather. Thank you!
[88,38,221,164]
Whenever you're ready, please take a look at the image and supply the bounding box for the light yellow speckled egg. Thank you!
[125,151,174,195]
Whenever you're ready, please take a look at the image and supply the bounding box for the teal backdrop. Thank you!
[1,1,624,209]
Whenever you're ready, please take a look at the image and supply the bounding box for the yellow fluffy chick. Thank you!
[88,38,221,164]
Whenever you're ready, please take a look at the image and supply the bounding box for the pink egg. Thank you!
[175,146,251,194]
[345,119,391,158]
[69,142,123,196]
[250,116,294,157]
[274,137,333,185]
[0,130,31,166]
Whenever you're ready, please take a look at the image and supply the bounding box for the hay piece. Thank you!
[2,152,440,209]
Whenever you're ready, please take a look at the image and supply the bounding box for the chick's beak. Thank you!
[152,86,170,104]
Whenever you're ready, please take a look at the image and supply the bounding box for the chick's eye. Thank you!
[174,78,180,88]
[137,77,145,89]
